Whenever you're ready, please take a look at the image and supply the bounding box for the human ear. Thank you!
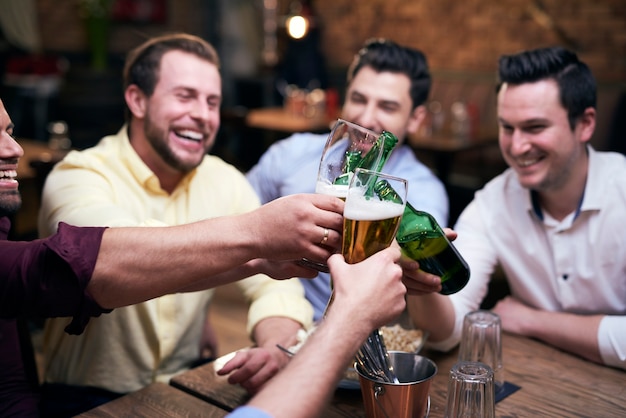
[125,85,148,119]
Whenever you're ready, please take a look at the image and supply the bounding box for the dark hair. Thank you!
[123,33,220,96]
[347,38,431,109]
[497,46,596,130]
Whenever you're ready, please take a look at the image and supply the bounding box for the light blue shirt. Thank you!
[227,406,272,418]
[247,132,449,321]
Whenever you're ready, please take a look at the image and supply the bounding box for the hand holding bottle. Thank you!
[399,228,459,295]
[374,181,470,295]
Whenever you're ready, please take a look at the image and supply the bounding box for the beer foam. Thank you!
[316,182,348,198]
[344,195,404,220]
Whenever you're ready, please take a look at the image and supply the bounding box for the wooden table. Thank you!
[245,107,334,134]
[166,333,625,417]
[78,382,229,417]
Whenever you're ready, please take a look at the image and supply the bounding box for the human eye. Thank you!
[175,88,195,101]
[380,103,398,113]
[498,122,513,134]
[348,93,366,104]
[207,97,221,110]
[524,124,547,134]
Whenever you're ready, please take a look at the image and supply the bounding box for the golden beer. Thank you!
[342,198,404,264]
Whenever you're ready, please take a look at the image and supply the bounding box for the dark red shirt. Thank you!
[0,217,109,416]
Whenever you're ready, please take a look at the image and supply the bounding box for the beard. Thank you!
[143,114,206,173]
[0,189,22,218]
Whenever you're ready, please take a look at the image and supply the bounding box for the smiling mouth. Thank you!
[174,129,205,142]
[515,155,544,168]
[0,169,17,181]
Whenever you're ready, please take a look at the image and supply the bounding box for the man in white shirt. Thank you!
[408,46,626,371]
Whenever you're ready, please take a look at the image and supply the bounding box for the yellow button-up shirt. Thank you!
[38,126,313,393]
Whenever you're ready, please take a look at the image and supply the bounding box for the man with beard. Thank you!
[0,95,349,416]
[247,38,449,322]
[38,33,328,415]
[407,46,626,371]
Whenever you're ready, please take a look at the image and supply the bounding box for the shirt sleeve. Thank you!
[237,273,314,336]
[246,133,298,204]
[0,222,110,334]
[597,315,626,370]
[226,406,273,418]
[427,197,496,352]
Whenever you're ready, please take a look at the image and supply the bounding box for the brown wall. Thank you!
[312,0,626,82]
[36,0,210,57]
[36,0,626,82]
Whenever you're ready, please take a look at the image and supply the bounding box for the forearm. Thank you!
[88,216,261,308]
[521,310,603,364]
[406,293,456,343]
[246,312,367,418]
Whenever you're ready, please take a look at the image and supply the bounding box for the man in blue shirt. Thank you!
[247,38,448,320]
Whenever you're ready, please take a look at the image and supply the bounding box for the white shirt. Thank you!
[435,146,626,370]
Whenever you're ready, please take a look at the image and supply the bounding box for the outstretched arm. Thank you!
[88,194,343,309]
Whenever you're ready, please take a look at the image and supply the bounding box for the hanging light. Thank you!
[286,14,309,39]
[285,1,311,40]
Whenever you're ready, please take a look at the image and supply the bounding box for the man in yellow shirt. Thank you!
[38,33,325,416]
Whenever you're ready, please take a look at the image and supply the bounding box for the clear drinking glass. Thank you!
[299,119,383,272]
[342,169,407,263]
[445,361,496,418]
[458,310,504,392]
[315,119,382,199]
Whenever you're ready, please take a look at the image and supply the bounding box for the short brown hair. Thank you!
[123,32,220,96]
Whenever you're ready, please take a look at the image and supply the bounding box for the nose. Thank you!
[0,132,24,159]
[508,129,531,155]
[189,100,211,122]
[354,104,380,132]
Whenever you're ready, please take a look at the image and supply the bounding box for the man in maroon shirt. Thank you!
[0,98,347,416]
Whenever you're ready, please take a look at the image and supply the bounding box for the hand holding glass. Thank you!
[342,169,408,383]
[300,119,383,272]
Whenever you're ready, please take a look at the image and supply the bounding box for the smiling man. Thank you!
[37,33,324,416]
[406,46,626,371]
[246,38,449,322]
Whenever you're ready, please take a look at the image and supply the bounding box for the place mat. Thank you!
[496,381,521,403]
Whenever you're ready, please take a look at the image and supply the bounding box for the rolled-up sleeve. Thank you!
[597,315,626,370]
[237,274,314,336]
[0,221,110,334]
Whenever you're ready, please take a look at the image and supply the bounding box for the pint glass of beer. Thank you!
[315,119,382,199]
[342,169,408,264]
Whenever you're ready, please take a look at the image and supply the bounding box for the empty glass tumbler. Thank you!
[458,310,504,391]
[445,361,495,418]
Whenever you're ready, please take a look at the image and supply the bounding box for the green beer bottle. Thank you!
[334,131,398,185]
[374,180,470,295]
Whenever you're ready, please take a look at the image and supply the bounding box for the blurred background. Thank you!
[3,0,626,237]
